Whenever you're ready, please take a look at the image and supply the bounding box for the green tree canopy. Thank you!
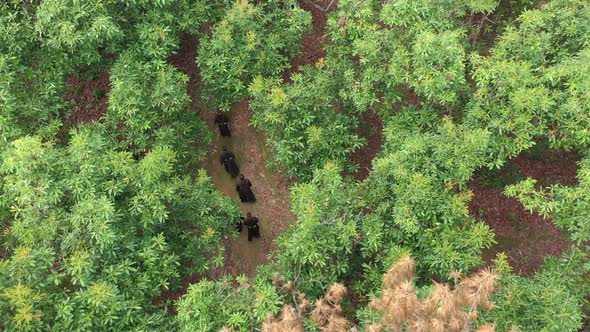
[0,128,239,330]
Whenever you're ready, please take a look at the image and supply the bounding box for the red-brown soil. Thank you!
[168,34,202,111]
[64,71,110,125]
[469,178,570,275]
[469,150,579,275]
[511,149,580,187]
[281,0,336,82]
[349,110,383,181]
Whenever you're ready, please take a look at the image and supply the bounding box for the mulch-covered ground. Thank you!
[64,71,110,125]
[469,150,580,275]
[512,149,580,187]
[281,0,334,82]
[349,110,383,181]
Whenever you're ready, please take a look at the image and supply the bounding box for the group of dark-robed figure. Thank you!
[216,113,260,242]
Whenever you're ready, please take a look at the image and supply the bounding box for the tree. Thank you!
[198,0,311,111]
[360,113,494,286]
[325,0,498,112]
[176,275,282,332]
[248,62,365,181]
[271,163,359,297]
[0,128,239,330]
[362,256,498,332]
[482,250,589,331]
[0,2,67,148]
[35,0,122,67]
[107,50,209,166]
[464,0,590,167]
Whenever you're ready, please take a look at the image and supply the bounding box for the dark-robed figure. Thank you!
[242,212,260,241]
[220,146,240,178]
[214,113,231,137]
[236,174,256,203]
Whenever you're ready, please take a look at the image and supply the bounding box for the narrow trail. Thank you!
[166,1,337,277]
[169,35,295,278]
[199,101,295,277]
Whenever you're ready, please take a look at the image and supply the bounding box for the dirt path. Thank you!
[201,0,335,277]
[168,34,295,278]
[281,0,334,81]
[199,101,295,277]
[165,0,339,278]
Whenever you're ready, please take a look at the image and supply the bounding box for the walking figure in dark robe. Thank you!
[214,113,231,137]
[220,146,240,178]
[242,212,260,241]
[236,174,256,203]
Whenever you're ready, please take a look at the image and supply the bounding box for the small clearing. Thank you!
[168,34,295,278]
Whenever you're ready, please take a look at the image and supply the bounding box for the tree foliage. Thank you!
[0,2,66,148]
[107,50,209,164]
[271,163,358,297]
[0,129,239,330]
[325,0,497,111]
[505,154,590,244]
[249,61,365,181]
[483,249,590,331]
[198,0,311,111]
[2,0,590,330]
[176,275,282,332]
[465,0,590,166]
[360,113,494,287]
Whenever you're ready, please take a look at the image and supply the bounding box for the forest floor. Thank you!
[469,149,579,275]
[64,70,110,126]
[349,111,383,181]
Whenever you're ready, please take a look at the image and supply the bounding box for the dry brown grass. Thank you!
[262,281,352,332]
[262,306,305,332]
[369,256,499,332]
[261,255,499,332]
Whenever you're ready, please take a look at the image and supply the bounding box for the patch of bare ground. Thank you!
[64,71,110,125]
[512,149,580,187]
[167,33,295,280]
[469,179,569,276]
[168,34,202,110]
[281,0,337,81]
[348,111,383,181]
[469,149,579,275]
